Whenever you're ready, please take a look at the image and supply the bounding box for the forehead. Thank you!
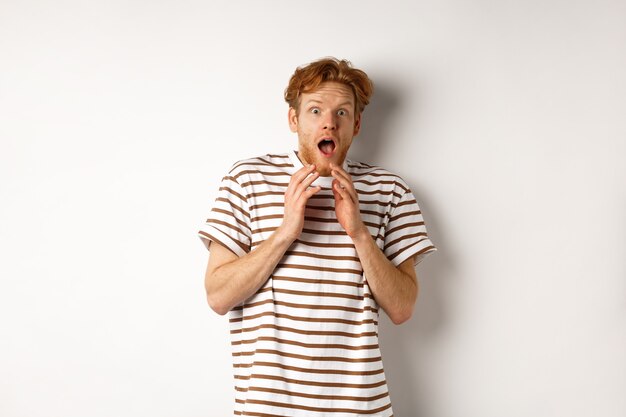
[301,82,355,105]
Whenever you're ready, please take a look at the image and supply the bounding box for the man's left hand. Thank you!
[330,162,368,239]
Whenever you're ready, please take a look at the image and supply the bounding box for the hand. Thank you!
[330,162,368,239]
[277,164,321,242]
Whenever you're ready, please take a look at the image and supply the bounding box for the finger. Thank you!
[301,185,322,202]
[330,169,358,203]
[331,180,343,201]
[330,163,355,190]
[333,179,351,201]
[292,171,320,202]
[290,165,316,189]
[286,164,316,198]
[329,162,352,181]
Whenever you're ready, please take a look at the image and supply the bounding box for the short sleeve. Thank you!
[198,173,252,257]
[383,187,437,267]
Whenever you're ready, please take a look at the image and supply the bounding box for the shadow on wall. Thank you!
[348,80,400,165]
[351,81,451,416]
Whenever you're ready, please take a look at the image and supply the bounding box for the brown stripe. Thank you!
[219,185,248,204]
[231,323,378,338]
[233,298,378,314]
[222,175,239,184]
[230,310,377,326]
[351,170,402,180]
[240,179,288,188]
[239,412,283,417]
[352,178,395,187]
[355,188,401,198]
[251,214,283,223]
[234,170,290,180]
[359,198,397,207]
[273,287,365,301]
[206,218,250,239]
[359,209,385,218]
[239,373,388,389]
[301,228,348,236]
[291,239,355,249]
[235,361,384,376]
[232,336,379,351]
[396,198,418,209]
[306,205,335,211]
[243,399,391,414]
[238,386,389,402]
[307,193,335,201]
[284,250,359,262]
[347,161,375,169]
[211,208,249,229]
[303,215,337,223]
[272,275,364,288]
[276,263,362,275]
[386,221,425,236]
[255,156,292,167]
[354,179,409,193]
[251,226,278,235]
[389,210,419,223]
[215,197,250,218]
[233,349,382,363]
[301,215,377,230]
[389,243,436,262]
[249,202,284,210]
[246,190,285,199]
[384,232,428,251]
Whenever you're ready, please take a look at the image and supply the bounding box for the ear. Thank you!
[288,107,298,133]
[353,113,362,136]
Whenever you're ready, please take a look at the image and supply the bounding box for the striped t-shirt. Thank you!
[199,150,436,416]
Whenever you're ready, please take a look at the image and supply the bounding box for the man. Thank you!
[198,57,436,416]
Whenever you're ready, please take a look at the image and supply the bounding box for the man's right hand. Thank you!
[276,164,321,243]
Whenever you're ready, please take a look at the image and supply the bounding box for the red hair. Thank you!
[284,57,374,115]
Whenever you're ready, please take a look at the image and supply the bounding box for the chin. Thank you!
[317,165,332,177]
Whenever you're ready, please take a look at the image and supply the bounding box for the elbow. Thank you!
[206,292,230,316]
[205,270,230,316]
[389,307,414,325]
[390,278,419,325]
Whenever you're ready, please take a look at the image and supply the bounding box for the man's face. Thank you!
[288,81,361,176]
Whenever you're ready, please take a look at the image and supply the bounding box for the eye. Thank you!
[311,108,320,114]
[337,109,347,116]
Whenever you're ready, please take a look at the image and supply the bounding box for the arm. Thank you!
[204,231,294,315]
[351,234,419,324]
[204,164,321,315]
[330,163,419,325]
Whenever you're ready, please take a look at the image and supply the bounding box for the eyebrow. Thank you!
[304,99,354,108]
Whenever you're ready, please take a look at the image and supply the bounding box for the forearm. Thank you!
[351,229,418,324]
[206,227,294,315]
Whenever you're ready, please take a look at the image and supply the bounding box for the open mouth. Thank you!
[317,139,336,157]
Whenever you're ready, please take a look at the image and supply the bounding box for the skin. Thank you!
[204,81,419,324]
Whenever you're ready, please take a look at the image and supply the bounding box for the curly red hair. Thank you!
[284,57,374,115]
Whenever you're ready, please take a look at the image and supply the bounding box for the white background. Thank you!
[1,1,625,416]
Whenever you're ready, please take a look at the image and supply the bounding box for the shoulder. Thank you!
[225,153,293,179]
[346,158,411,194]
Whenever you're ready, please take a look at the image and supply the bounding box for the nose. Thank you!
[322,112,337,130]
